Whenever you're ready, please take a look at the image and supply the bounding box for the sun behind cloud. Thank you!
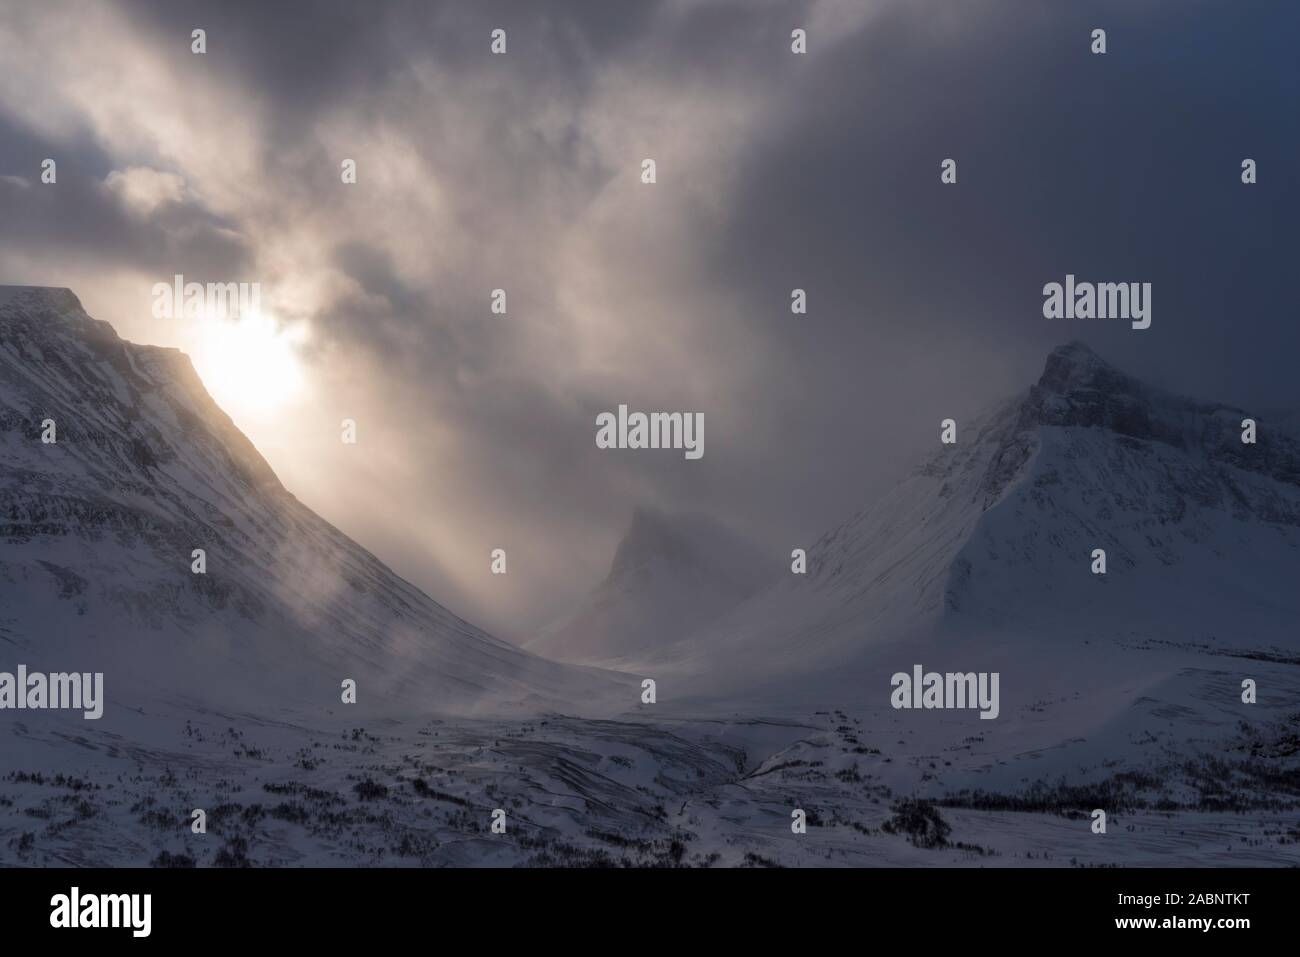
[191,309,310,423]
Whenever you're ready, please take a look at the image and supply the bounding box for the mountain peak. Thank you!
[1043,339,1102,368]
[610,506,773,585]
[1035,340,1128,397]
[1012,339,1300,494]
[1,284,619,712]
[1047,339,1098,359]
[627,504,670,532]
[1017,339,1189,448]
[613,506,686,569]
[0,284,124,351]
[0,285,85,314]
[527,506,779,665]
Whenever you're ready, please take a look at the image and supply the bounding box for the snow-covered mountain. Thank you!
[941,341,1300,634]
[526,506,778,666]
[650,341,1300,689]
[0,286,626,715]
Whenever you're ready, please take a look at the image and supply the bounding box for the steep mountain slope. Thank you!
[946,342,1300,638]
[651,342,1300,688]
[0,286,626,715]
[526,506,778,665]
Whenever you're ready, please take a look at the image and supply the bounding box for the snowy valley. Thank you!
[2,288,1298,867]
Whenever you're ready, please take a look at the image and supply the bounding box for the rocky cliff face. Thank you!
[1017,341,1300,507]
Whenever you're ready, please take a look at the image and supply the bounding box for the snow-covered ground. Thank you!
[2,289,1298,866]
[7,669,1298,866]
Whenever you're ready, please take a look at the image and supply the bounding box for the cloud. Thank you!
[0,0,1295,638]
[103,166,189,219]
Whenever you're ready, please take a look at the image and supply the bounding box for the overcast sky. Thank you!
[1,0,1296,639]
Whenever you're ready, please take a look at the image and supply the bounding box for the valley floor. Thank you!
[3,683,1298,867]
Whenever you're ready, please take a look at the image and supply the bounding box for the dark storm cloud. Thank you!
[0,113,252,281]
[0,112,113,178]
[320,240,452,365]
[122,0,668,131]
[709,0,1300,409]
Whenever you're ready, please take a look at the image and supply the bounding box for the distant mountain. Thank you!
[525,506,779,666]
[651,341,1300,685]
[0,286,626,714]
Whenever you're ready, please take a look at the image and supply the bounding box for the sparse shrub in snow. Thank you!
[882,799,951,849]
[353,779,389,801]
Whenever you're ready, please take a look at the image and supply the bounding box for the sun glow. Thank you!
[191,309,309,420]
